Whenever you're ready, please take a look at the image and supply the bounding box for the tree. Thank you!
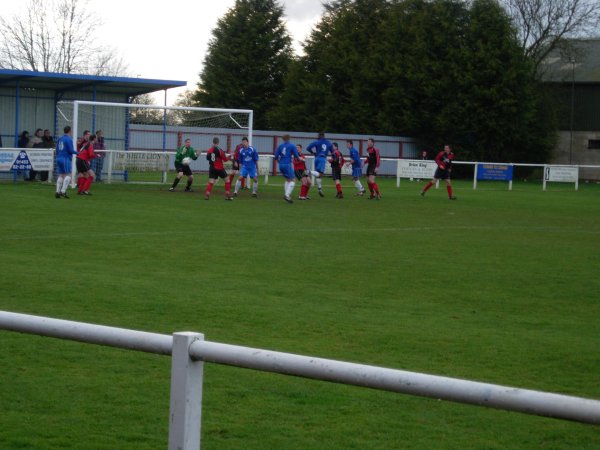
[270,0,390,132]
[170,89,199,125]
[128,93,164,125]
[378,0,472,141]
[273,0,555,163]
[380,0,555,163]
[0,0,127,75]
[500,0,600,76]
[193,0,293,129]
[461,0,554,163]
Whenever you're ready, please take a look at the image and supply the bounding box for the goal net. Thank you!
[56,100,253,183]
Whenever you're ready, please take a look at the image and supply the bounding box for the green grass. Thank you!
[1,178,599,449]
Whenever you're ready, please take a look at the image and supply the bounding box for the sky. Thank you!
[0,0,325,104]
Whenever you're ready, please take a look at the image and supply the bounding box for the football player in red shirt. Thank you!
[329,142,345,199]
[420,144,456,200]
[294,144,312,200]
[204,137,233,200]
[364,138,381,199]
[76,133,100,195]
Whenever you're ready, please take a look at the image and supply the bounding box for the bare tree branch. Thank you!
[501,0,600,76]
[0,0,128,76]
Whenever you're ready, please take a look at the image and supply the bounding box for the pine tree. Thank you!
[270,0,389,132]
[193,0,293,129]
[273,0,554,163]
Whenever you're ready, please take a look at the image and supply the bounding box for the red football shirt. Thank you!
[206,146,229,170]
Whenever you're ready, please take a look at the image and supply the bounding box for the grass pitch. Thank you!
[1,177,599,449]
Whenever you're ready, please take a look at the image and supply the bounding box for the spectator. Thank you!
[18,131,29,148]
[17,131,30,179]
[26,128,44,181]
[28,128,43,148]
[91,129,105,182]
[26,129,44,181]
[39,129,55,182]
[414,149,429,182]
[42,129,55,148]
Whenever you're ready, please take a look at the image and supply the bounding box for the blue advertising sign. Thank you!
[11,151,33,171]
[477,164,513,181]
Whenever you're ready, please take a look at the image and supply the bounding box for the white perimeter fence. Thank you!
[1,311,599,449]
[2,148,600,190]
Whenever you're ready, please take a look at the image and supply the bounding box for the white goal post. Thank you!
[56,100,253,184]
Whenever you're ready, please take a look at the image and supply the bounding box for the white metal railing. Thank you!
[396,160,600,190]
[1,311,599,450]
[5,149,597,192]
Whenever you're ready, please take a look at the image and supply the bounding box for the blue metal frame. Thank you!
[1,69,186,151]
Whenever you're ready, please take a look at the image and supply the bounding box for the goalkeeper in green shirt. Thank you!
[169,139,198,192]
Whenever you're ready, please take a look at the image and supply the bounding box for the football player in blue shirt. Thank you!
[347,140,366,196]
[274,134,300,203]
[234,137,259,197]
[306,132,333,197]
[54,125,77,198]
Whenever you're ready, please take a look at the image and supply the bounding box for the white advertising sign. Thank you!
[398,159,437,179]
[0,150,54,171]
[258,156,272,176]
[113,152,170,172]
[544,166,578,183]
[0,151,18,171]
[27,150,54,170]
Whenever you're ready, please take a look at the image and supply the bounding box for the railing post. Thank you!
[168,332,204,450]
[107,151,113,184]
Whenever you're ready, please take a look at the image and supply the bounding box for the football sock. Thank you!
[252,181,258,193]
[317,178,322,190]
[225,181,232,196]
[62,176,71,193]
[447,185,454,198]
[234,180,241,193]
[77,177,85,192]
[336,184,342,194]
[186,179,192,189]
[355,180,364,191]
[241,178,246,188]
[205,183,214,196]
[56,177,64,193]
[228,173,235,184]
[368,182,374,194]
[172,178,180,189]
[374,183,380,194]
[423,181,434,192]
[84,176,93,192]
[287,181,295,197]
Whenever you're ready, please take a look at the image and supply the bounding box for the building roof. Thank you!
[541,39,600,83]
[0,69,186,96]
